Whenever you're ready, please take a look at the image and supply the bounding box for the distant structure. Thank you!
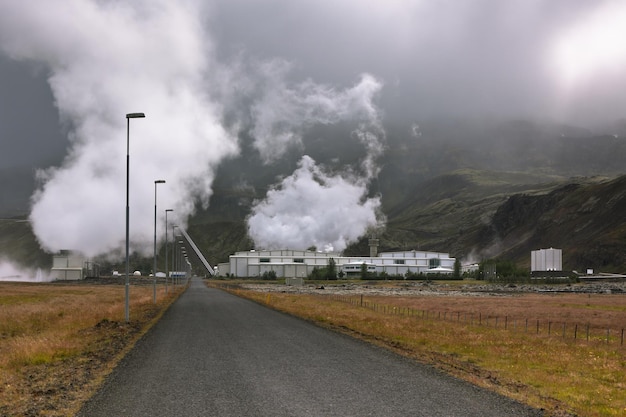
[50,250,87,280]
[531,248,562,272]
[218,249,455,278]
[369,237,379,258]
[483,262,497,280]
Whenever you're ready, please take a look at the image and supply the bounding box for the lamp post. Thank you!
[179,241,185,284]
[153,180,166,303]
[172,225,178,285]
[165,209,173,294]
[125,112,145,323]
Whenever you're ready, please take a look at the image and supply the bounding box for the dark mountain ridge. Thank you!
[3,119,626,274]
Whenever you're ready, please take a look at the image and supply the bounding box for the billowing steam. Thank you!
[0,1,387,260]
[247,156,384,252]
[0,1,238,257]
[246,73,386,251]
[0,259,51,282]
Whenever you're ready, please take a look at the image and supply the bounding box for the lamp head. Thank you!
[126,113,145,119]
[155,179,166,184]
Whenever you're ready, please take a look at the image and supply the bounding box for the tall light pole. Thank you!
[125,112,145,323]
[179,241,185,285]
[172,225,178,285]
[153,179,166,303]
[165,209,173,294]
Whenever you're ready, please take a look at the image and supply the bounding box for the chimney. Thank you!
[369,237,379,258]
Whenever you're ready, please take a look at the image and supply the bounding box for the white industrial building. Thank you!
[531,248,562,272]
[218,249,455,278]
[50,251,87,280]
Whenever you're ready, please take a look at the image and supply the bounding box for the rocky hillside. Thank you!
[3,119,626,274]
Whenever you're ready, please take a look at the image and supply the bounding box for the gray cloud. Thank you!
[209,0,624,124]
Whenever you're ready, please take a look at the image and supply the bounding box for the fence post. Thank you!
[586,324,590,342]
[574,324,578,340]
[536,320,540,334]
[562,323,566,338]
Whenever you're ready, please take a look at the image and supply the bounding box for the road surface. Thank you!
[78,277,542,417]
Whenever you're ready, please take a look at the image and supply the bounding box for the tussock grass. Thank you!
[227,288,626,417]
[0,281,183,416]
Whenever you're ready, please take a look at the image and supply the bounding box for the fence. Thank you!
[326,293,626,347]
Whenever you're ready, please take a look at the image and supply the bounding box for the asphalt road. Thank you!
[78,277,542,417]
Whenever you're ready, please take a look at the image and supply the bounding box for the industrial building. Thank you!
[50,251,87,280]
[217,248,456,278]
[531,248,562,272]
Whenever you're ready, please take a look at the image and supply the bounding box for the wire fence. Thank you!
[325,293,626,347]
[213,283,625,348]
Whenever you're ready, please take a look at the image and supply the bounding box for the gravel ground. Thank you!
[235,280,626,297]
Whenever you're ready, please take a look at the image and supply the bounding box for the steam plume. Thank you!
[246,73,386,251]
[0,1,238,257]
[0,259,50,282]
[247,156,383,252]
[0,1,388,259]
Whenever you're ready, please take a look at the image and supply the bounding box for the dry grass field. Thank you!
[0,280,182,417]
[1,279,623,416]
[217,282,626,417]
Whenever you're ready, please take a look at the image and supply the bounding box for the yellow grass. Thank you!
[0,281,182,416]
[223,287,626,417]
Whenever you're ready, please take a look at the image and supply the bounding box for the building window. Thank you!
[429,258,441,269]
[260,258,270,263]
[394,259,405,265]
[293,258,304,263]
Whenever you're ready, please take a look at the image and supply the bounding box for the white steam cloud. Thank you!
[246,73,386,251]
[0,260,51,282]
[247,156,383,252]
[0,1,238,257]
[248,62,383,164]
[0,1,388,259]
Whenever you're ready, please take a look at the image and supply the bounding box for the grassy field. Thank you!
[0,280,182,416]
[216,283,626,417]
[1,279,623,416]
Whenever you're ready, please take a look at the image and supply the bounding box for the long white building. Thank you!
[218,249,455,278]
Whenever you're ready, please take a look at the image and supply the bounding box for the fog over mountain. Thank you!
[1,0,625,268]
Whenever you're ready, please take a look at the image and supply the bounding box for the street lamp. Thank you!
[153,179,166,303]
[165,209,173,294]
[179,241,185,284]
[172,225,178,285]
[125,112,145,323]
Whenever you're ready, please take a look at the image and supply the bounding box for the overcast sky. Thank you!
[207,0,626,123]
[2,1,625,169]
[1,0,625,259]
